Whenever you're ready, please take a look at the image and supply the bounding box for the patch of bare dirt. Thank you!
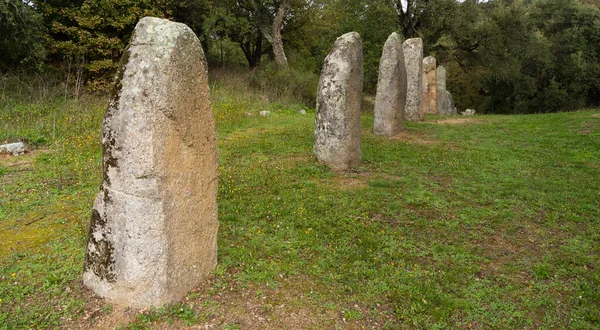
[579,120,598,134]
[591,114,600,118]
[388,131,439,146]
[65,276,396,329]
[475,221,558,283]
[268,154,311,169]
[377,173,403,181]
[433,118,485,125]
[0,148,48,168]
[322,171,372,191]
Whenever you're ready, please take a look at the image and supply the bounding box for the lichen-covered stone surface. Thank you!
[83,17,218,308]
[436,65,447,114]
[402,38,424,122]
[374,32,406,136]
[422,56,437,115]
[314,32,363,170]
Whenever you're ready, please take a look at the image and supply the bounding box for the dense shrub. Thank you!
[0,0,46,71]
[250,63,318,107]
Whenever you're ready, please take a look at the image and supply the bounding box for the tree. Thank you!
[206,0,310,69]
[392,0,430,38]
[0,0,46,71]
[530,0,600,107]
[206,0,273,68]
[34,0,166,89]
[271,0,290,69]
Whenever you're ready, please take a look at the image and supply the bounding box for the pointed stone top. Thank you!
[334,32,362,48]
[132,17,196,47]
[403,37,423,48]
[386,32,403,43]
[423,56,436,72]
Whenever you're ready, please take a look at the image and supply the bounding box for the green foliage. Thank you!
[204,0,279,68]
[335,0,398,93]
[250,62,318,106]
[3,0,600,113]
[34,0,166,90]
[0,0,47,71]
[428,0,600,113]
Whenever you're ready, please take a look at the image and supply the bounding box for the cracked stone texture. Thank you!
[422,56,437,115]
[374,32,406,136]
[402,38,424,121]
[83,17,218,308]
[314,32,363,170]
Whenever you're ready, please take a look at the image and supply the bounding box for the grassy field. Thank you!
[1,73,599,329]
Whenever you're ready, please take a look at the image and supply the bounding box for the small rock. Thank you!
[298,109,306,115]
[0,142,25,155]
[462,109,475,116]
[259,111,270,117]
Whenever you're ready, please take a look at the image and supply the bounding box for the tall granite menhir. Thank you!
[374,32,407,136]
[314,32,363,170]
[422,56,437,115]
[83,17,219,308]
[403,38,424,121]
[436,66,457,115]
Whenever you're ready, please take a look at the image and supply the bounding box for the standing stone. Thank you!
[447,91,457,115]
[402,38,424,121]
[422,56,437,115]
[83,17,219,308]
[374,32,406,136]
[314,32,363,170]
[436,66,457,115]
[436,66,447,114]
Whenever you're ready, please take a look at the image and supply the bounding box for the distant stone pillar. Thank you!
[402,38,424,121]
[422,56,437,115]
[436,66,457,115]
[447,91,457,115]
[314,32,363,170]
[374,32,407,136]
[436,66,447,114]
[83,17,219,308]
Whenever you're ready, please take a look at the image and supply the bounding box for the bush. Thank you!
[0,0,46,71]
[249,63,318,107]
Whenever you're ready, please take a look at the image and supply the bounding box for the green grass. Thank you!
[0,74,599,328]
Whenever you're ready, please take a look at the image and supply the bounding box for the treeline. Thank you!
[2,0,600,113]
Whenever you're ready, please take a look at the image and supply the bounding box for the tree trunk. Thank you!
[272,0,289,69]
[242,33,264,69]
[395,0,426,39]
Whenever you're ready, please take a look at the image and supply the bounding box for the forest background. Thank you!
[2,0,600,114]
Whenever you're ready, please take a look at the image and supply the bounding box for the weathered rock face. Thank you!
[402,38,424,121]
[314,32,363,170]
[83,17,219,308]
[0,142,25,155]
[374,32,406,136]
[436,66,457,116]
[436,66,447,114]
[422,56,437,115]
